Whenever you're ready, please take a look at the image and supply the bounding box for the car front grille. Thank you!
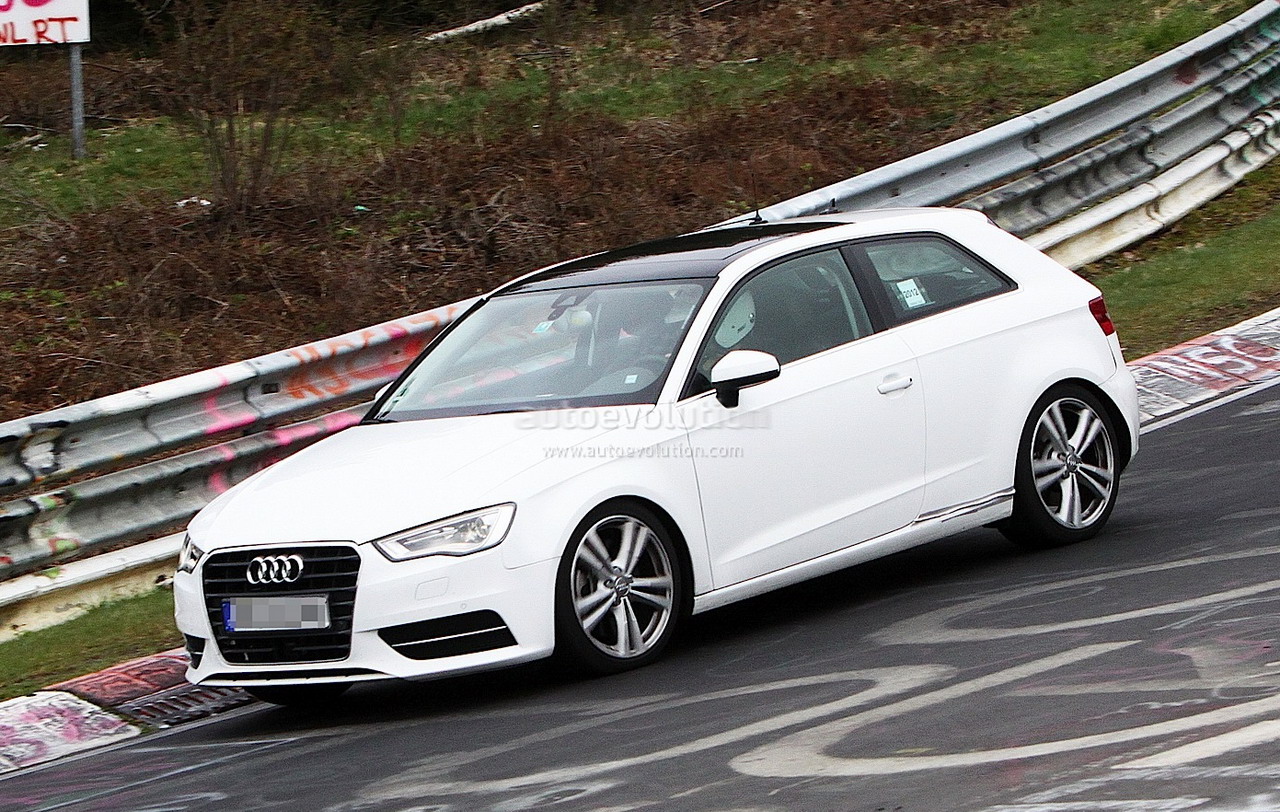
[203,545,360,665]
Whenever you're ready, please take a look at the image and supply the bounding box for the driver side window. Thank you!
[691,249,872,393]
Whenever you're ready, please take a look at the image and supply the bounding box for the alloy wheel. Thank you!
[1030,397,1116,530]
[569,515,675,659]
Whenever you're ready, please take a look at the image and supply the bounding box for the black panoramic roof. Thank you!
[498,221,841,294]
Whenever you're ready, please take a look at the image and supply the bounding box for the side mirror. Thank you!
[710,350,780,408]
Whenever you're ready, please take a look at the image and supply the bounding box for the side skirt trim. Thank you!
[915,488,1015,525]
[691,495,1013,615]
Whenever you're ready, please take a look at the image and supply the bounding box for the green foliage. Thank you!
[0,123,204,229]
[0,589,182,702]
[1088,160,1280,360]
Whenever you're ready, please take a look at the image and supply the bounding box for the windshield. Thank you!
[372,280,710,420]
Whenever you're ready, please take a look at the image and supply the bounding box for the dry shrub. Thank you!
[352,72,958,290]
[735,0,1027,58]
[0,54,165,137]
[1,68,973,419]
[672,0,1030,62]
[0,0,1036,420]
[1,199,386,414]
[147,0,353,216]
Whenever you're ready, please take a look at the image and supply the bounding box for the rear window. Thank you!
[854,236,1013,323]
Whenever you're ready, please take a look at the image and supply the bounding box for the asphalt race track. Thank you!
[6,382,1280,811]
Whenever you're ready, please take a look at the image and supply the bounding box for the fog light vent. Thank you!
[184,634,207,669]
[378,610,516,660]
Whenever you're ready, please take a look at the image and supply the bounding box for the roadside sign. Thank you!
[0,0,90,46]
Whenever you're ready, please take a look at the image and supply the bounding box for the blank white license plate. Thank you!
[222,596,330,632]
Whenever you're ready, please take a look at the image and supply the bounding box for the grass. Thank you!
[0,122,205,231]
[0,588,182,702]
[850,0,1255,115]
[1085,158,1280,359]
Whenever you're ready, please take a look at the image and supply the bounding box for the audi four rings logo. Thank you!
[246,554,305,584]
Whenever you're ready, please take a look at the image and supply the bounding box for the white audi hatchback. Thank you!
[174,208,1139,705]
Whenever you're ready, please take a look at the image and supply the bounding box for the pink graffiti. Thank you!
[201,372,257,436]
[282,305,461,401]
[1174,59,1199,86]
[267,411,361,447]
[0,0,57,11]
[0,724,48,767]
[206,412,360,495]
[0,12,78,46]
[18,701,128,744]
[207,444,238,495]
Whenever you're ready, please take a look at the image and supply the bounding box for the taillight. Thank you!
[1089,296,1115,336]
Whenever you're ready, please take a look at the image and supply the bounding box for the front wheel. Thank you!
[555,503,685,675]
[1000,386,1120,549]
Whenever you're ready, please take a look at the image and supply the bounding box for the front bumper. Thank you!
[175,541,559,687]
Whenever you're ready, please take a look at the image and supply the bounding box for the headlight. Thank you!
[177,534,205,574]
[372,504,516,562]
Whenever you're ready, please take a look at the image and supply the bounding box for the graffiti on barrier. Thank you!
[282,306,461,401]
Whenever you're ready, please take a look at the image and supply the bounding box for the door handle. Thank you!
[877,375,914,395]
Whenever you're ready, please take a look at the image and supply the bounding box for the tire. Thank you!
[1000,385,1120,549]
[554,502,686,675]
[246,683,350,708]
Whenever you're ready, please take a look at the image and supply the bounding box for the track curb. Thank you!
[1129,304,1280,424]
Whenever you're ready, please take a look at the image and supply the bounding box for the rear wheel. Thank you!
[1000,385,1119,549]
[246,683,350,708]
[555,503,684,675]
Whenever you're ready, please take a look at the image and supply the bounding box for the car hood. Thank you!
[188,409,643,550]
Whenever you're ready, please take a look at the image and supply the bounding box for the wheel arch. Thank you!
[1051,376,1134,472]
[580,495,697,618]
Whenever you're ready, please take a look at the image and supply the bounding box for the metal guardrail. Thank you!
[714,1,1280,229]
[971,47,1280,236]
[1028,106,1280,268]
[2,2,1280,600]
[0,301,472,578]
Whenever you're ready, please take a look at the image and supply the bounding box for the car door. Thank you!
[678,248,926,588]
[843,234,1023,519]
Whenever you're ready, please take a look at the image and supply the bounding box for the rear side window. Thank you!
[853,236,1013,324]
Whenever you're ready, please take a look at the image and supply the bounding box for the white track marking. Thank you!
[341,665,951,805]
[872,545,1280,645]
[735,684,1280,777]
[1117,720,1280,769]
